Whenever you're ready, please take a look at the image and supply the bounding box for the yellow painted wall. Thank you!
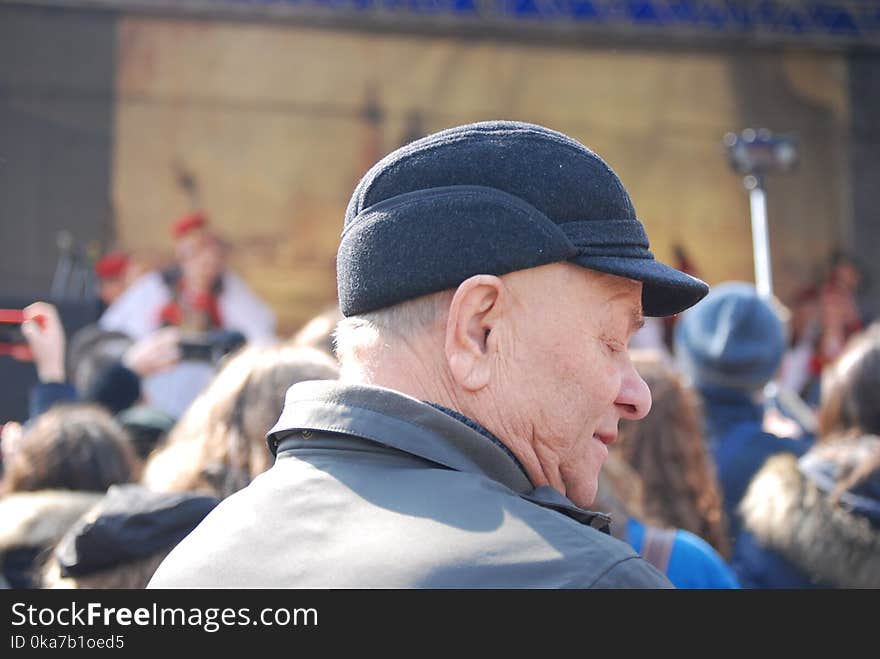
[112,18,849,336]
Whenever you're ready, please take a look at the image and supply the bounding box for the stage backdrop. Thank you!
[111,17,850,336]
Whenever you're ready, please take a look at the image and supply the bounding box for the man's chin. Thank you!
[564,481,599,510]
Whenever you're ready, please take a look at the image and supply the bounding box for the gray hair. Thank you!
[333,291,452,372]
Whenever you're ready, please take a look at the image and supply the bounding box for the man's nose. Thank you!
[615,362,652,420]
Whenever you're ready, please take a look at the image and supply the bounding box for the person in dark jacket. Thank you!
[731,323,880,588]
[42,484,218,589]
[150,121,708,589]
[674,282,812,545]
[0,404,139,588]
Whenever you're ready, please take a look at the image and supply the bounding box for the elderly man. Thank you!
[149,121,708,588]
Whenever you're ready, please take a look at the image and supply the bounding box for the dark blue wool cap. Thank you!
[338,120,708,317]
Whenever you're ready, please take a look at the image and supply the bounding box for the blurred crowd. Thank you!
[0,208,877,589]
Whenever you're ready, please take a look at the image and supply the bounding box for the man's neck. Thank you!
[341,340,463,411]
[344,350,551,496]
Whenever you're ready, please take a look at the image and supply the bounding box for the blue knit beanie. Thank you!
[338,120,708,318]
[674,281,785,391]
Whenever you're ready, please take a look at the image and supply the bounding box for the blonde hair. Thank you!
[289,305,343,359]
[142,345,339,499]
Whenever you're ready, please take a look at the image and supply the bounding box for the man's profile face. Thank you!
[497,264,651,508]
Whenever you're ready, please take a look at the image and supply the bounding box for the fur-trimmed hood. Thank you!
[0,490,103,555]
[739,438,880,588]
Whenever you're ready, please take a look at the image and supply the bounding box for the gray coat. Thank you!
[148,381,672,588]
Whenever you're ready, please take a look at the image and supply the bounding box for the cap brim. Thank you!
[570,254,709,317]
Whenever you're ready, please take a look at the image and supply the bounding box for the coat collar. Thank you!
[268,381,611,532]
[268,380,533,493]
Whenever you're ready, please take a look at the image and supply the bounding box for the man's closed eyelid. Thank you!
[603,338,624,353]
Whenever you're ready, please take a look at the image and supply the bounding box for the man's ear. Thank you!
[445,275,503,392]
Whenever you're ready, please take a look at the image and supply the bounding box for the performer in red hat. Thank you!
[97,211,276,417]
[170,211,208,240]
[94,252,131,310]
[160,212,224,333]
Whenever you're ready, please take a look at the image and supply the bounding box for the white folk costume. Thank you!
[98,213,276,418]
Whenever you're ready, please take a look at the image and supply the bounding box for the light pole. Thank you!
[723,128,798,300]
[723,128,816,432]
[745,174,773,298]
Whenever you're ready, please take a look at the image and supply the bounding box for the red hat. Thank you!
[94,252,129,280]
[171,211,208,239]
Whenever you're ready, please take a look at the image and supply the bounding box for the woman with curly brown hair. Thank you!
[615,350,731,558]
[593,452,739,588]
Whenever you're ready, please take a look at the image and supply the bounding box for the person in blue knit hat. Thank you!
[674,281,813,547]
[150,120,708,589]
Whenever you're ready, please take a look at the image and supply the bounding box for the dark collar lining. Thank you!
[424,402,529,478]
[424,403,610,533]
